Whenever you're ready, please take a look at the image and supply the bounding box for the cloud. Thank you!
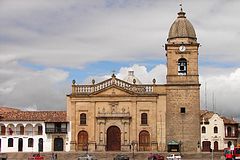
[0,58,69,110]
[0,1,239,118]
[85,64,166,84]
[200,67,240,117]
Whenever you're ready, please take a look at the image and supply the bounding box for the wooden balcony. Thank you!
[45,128,67,134]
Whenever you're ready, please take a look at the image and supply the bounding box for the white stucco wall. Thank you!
[201,114,225,150]
[0,121,49,153]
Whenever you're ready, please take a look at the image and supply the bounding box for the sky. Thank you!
[0,0,239,119]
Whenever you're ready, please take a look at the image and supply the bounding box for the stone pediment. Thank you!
[71,74,154,96]
[91,85,134,96]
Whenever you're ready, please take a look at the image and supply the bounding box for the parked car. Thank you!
[223,148,233,160]
[28,153,44,160]
[113,154,129,160]
[166,154,181,160]
[148,153,164,160]
[77,154,97,160]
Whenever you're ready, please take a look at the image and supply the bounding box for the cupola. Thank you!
[168,8,197,43]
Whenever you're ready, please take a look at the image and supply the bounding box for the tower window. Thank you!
[178,58,187,75]
[180,107,186,113]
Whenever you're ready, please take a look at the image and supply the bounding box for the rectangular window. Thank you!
[80,113,87,125]
[8,138,13,147]
[180,107,186,113]
[141,113,148,125]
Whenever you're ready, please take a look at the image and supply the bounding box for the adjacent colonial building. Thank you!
[0,107,70,152]
[67,8,201,152]
[200,110,239,151]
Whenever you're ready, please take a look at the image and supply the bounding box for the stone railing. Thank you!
[72,76,154,94]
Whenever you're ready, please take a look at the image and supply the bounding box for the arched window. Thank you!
[178,58,187,75]
[214,126,218,133]
[80,113,86,125]
[8,138,13,147]
[202,126,206,133]
[28,138,34,147]
[141,113,148,125]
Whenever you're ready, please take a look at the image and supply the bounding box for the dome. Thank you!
[168,10,196,41]
[123,71,141,84]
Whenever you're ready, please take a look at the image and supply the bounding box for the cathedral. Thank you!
[67,8,200,152]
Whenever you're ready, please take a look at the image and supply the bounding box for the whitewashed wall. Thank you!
[201,114,225,150]
[0,121,49,153]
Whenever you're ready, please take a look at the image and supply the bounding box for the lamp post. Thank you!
[131,141,137,160]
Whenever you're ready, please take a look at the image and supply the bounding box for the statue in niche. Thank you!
[122,108,125,113]
[102,107,105,113]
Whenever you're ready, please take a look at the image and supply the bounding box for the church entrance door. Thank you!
[107,126,121,151]
[78,131,88,151]
[139,130,150,151]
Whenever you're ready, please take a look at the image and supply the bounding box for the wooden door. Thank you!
[202,141,211,152]
[20,126,24,135]
[54,138,64,151]
[1,126,5,135]
[139,130,150,151]
[18,138,23,151]
[78,131,88,151]
[38,126,43,135]
[107,126,121,151]
[214,141,218,151]
[38,138,43,152]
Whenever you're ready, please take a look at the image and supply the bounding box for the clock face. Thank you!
[179,45,186,52]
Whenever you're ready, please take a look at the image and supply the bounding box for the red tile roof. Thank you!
[200,110,238,124]
[0,107,67,122]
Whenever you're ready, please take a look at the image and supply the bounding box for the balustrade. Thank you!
[72,77,153,94]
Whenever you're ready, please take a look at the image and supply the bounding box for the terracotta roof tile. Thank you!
[200,110,238,124]
[221,116,238,124]
[0,107,67,122]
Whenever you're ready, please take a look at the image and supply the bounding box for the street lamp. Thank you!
[131,140,137,160]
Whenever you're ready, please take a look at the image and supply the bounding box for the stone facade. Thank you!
[67,9,200,152]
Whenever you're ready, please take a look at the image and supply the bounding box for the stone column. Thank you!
[69,101,76,151]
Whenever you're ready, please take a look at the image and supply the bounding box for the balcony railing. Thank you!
[45,128,67,134]
[225,134,238,138]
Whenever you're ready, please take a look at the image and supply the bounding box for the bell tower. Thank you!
[166,8,199,84]
[165,8,201,152]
